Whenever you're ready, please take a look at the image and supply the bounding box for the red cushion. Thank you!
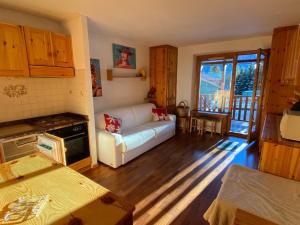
[152,108,169,121]
[104,114,122,133]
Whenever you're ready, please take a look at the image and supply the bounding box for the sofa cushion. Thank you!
[143,121,175,137]
[95,103,156,130]
[132,103,155,126]
[122,126,156,152]
[152,108,168,121]
[104,114,122,134]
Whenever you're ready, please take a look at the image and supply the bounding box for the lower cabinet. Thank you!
[259,141,300,181]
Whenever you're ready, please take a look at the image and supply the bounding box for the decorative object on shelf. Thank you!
[147,87,156,99]
[90,58,102,97]
[3,85,27,98]
[112,44,136,69]
[137,68,146,80]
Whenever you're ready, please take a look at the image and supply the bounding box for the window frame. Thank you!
[195,50,268,111]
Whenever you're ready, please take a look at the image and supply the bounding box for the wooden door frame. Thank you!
[247,49,262,142]
[195,49,270,137]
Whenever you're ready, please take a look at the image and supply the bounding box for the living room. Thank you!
[0,1,299,225]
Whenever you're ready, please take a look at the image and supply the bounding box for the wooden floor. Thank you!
[84,133,259,225]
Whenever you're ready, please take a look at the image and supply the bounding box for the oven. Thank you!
[45,123,90,165]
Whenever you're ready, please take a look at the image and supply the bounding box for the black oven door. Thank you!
[64,133,90,165]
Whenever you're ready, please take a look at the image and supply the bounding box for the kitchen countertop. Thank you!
[0,113,88,142]
[260,113,300,148]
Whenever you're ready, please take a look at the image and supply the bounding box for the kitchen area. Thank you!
[0,113,91,172]
[0,8,135,224]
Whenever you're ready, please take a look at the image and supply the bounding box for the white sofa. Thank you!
[95,103,176,168]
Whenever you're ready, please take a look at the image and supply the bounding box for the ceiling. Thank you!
[1,0,300,46]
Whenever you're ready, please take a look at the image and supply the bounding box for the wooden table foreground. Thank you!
[0,153,134,225]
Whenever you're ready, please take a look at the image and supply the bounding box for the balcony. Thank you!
[198,94,259,135]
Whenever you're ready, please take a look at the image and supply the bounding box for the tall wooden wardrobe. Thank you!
[150,45,178,113]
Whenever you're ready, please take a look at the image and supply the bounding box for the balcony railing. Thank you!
[198,94,259,122]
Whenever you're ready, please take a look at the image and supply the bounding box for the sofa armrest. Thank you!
[168,114,176,122]
[96,129,123,168]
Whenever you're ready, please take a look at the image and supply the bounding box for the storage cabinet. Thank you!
[24,26,74,77]
[24,27,53,66]
[264,25,300,114]
[150,45,177,113]
[272,26,300,85]
[0,23,29,77]
[259,142,300,180]
[259,114,300,181]
[51,32,73,67]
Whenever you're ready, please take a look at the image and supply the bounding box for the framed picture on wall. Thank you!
[90,58,103,97]
[112,44,136,69]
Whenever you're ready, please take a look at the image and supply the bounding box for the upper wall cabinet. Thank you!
[24,27,53,66]
[0,23,29,77]
[51,32,73,67]
[272,26,300,85]
[24,26,74,78]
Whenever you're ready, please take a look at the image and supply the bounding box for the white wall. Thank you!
[177,35,272,107]
[63,16,97,166]
[88,31,149,113]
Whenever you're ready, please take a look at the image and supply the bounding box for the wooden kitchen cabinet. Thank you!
[24,27,53,66]
[24,26,74,77]
[51,32,74,67]
[150,45,178,113]
[259,114,300,181]
[264,25,300,114]
[271,26,300,86]
[0,23,29,77]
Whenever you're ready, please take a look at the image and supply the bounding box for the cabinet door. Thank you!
[154,47,167,107]
[0,23,29,76]
[272,26,300,85]
[167,47,177,112]
[292,151,300,181]
[259,142,299,179]
[51,33,73,67]
[24,27,53,66]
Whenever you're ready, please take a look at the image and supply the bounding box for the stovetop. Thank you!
[0,113,88,141]
[32,115,79,129]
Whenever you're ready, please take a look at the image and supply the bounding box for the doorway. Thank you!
[229,50,269,141]
[196,49,269,142]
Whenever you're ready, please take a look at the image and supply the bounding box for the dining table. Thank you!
[0,152,134,225]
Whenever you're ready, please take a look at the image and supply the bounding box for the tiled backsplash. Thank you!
[0,77,69,122]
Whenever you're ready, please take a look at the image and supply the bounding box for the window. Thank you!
[197,57,233,112]
[196,50,269,136]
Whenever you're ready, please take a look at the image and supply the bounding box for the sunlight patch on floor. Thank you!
[154,143,247,225]
[134,140,232,216]
[134,141,245,225]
